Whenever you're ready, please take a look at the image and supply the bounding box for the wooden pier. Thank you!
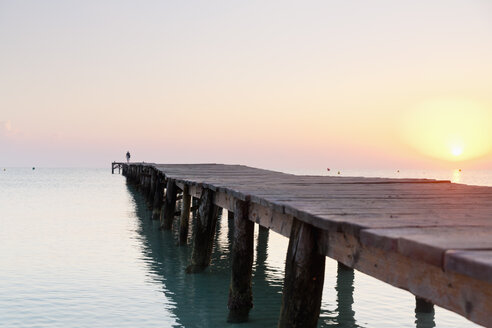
[115,162,492,327]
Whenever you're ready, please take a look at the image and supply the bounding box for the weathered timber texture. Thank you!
[161,179,177,230]
[445,250,492,284]
[278,219,325,328]
[186,188,220,273]
[228,198,254,323]
[179,184,191,246]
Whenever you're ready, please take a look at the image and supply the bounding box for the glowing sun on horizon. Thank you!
[401,99,492,162]
[451,146,463,157]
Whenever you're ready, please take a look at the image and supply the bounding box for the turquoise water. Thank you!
[0,168,489,327]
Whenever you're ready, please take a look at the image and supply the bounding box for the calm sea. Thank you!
[1,167,490,328]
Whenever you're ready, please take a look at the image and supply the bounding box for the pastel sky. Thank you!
[1,0,491,170]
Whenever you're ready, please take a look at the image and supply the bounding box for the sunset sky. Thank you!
[1,0,491,170]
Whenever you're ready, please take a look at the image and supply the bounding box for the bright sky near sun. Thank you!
[1,0,491,169]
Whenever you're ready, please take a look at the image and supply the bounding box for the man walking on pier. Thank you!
[126,151,131,163]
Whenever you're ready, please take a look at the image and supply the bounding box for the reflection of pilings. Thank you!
[415,297,435,328]
[126,178,285,327]
[125,182,195,327]
[336,262,356,327]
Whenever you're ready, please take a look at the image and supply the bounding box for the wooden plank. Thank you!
[445,250,492,284]
[359,227,492,268]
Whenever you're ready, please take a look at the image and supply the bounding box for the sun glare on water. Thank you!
[401,99,492,162]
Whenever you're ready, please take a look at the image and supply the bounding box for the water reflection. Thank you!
[126,183,284,327]
[415,298,436,328]
[452,169,462,184]
[334,263,358,327]
[415,311,436,328]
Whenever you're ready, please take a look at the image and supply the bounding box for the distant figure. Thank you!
[126,151,131,163]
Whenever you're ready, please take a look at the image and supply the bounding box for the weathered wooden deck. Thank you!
[116,162,492,327]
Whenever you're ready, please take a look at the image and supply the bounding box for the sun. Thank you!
[401,99,492,162]
[451,146,463,157]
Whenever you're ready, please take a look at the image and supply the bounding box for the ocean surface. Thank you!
[1,167,490,328]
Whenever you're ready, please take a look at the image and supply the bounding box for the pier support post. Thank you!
[278,219,325,328]
[227,210,235,246]
[186,188,219,273]
[178,184,191,245]
[415,297,434,313]
[161,179,177,230]
[149,170,156,205]
[227,199,254,323]
[256,225,269,267]
[152,178,164,220]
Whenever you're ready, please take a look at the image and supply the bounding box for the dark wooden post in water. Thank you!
[186,188,219,273]
[161,179,177,230]
[227,210,234,249]
[278,219,326,328]
[178,184,191,245]
[149,169,156,205]
[152,177,164,220]
[415,297,434,313]
[227,199,254,323]
[256,225,269,267]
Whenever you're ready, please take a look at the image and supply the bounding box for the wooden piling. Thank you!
[278,219,325,328]
[161,179,177,230]
[415,297,434,313]
[256,225,269,267]
[178,184,191,245]
[186,188,219,273]
[152,177,164,220]
[227,199,254,323]
[227,209,234,240]
[149,170,156,205]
